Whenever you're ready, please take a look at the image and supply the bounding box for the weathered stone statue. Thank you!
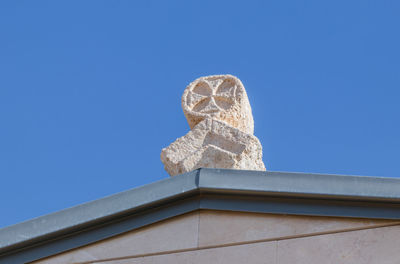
[161,74,266,176]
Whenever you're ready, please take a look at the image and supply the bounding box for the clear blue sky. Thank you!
[1,1,399,228]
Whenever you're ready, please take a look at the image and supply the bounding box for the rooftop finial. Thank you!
[161,74,266,176]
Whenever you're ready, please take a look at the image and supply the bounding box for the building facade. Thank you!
[1,168,400,263]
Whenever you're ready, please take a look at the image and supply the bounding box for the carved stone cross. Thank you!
[161,74,265,176]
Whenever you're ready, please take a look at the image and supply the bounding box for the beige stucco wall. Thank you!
[33,210,400,264]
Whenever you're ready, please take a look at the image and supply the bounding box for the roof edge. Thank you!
[1,168,400,259]
[0,170,199,253]
[198,168,400,202]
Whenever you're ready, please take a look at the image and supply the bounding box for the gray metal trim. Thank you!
[1,168,400,263]
[200,194,400,219]
[0,197,200,264]
[0,170,199,253]
[199,169,400,201]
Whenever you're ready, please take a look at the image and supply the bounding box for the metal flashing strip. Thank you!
[200,194,400,219]
[0,170,199,255]
[0,197,200,264]
[0,168,400,263]
[198,168,400,201]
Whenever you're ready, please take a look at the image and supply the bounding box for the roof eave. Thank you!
[1,168,400,263]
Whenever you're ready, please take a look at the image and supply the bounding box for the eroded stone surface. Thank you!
[182,75,254,134]
[161,74,265,176]
[161,118,265,176]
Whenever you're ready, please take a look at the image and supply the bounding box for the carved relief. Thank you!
[161,75,265,176]
[182,75,254,135]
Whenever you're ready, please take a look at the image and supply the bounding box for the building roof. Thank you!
[1,168,400,263]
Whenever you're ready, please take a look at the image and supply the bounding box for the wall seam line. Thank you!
[78,222,400,264]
